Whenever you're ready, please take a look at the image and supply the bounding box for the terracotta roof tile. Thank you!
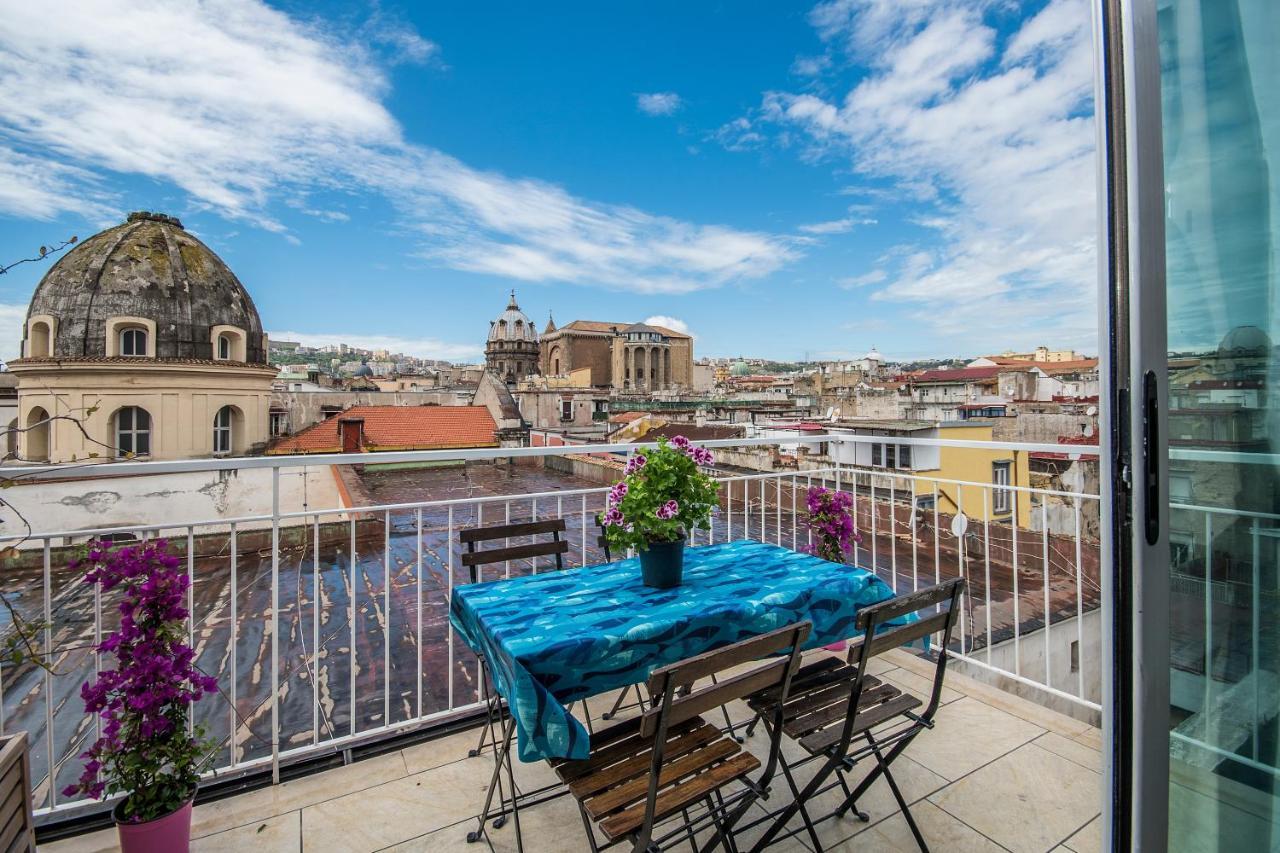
[268,405,497,455]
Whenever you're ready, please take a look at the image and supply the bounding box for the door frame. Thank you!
[1095,0,1171,849]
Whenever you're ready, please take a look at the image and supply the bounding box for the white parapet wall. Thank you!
[0,464,344,545]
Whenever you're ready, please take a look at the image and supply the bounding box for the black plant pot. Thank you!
[639,538,685,589]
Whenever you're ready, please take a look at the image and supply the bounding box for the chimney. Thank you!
[338,417,364,454]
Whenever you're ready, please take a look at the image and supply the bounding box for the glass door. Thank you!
[1156,0,1279,848]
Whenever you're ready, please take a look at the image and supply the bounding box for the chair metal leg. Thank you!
[707,673,742,743]
[697,791,757,853]
[864,732,928,853]
[603,684,640,720]
[581,699,595,736]
[832,763,869,822]
[467,716,516,844]
[470,665,500,758]
[779,753,825,852]
[748,751,841,853]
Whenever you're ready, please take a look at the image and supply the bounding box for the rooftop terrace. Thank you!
[45,648,1104,853]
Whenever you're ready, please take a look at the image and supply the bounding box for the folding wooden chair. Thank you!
[745,578,966,853]
[552,621,812,853]
[459,518,587,761]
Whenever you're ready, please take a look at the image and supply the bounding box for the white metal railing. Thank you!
[0,435,1102,818]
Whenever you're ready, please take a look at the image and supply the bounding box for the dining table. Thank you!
[448,538,906,765]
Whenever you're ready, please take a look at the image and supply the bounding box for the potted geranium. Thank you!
[804,486,861,563]
[63,540,219,853]
[600,435,720,588]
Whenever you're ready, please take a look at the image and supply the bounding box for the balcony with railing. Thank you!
[1,435,1109,850]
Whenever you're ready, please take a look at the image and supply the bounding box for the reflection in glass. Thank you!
[1159,0,1280,848]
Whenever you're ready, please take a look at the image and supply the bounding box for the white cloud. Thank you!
[838,269,887,288]
[643,315,695,338]
[0,303,27,361]
[268,330,481,362]
[752,0,1100,350]
[797,215,875,235]
[636,92,683,116]
[0,0,795,295]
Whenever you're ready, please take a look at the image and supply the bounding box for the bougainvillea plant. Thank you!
[804,486,862,563]
[63,540,218,823]
[600,436,720,553]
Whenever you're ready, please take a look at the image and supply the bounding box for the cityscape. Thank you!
[0,1,1273,852]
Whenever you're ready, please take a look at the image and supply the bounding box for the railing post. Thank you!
[271,466,280,785]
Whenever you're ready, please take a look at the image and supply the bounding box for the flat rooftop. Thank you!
[46,648,1103,853]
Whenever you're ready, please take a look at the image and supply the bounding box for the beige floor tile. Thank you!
[1072,726,1103,751]
[880,667,963,705]
[1168,780,1280,852]
[1063,815,1102,853]
[275,750,408,814]
[829,800,1005,852]
[39,826,119,853]
[909,696,1043,781]
[191,785,279,838]
[194,810,300,852]
[1035,731,1102,774]
[402,728,485,775]
[931,742,1099,853]
[301,757,496,852]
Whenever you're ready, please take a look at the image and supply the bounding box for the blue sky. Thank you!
[0,0,1098,363]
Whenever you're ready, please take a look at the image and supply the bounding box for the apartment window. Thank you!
[119,327,148,357]
[213,406,233,454]
[992,460,1012,514]
[115,407,151,457]
[897,444,912,470]
[871,443,882,467]
[217,334,232,360]
[560,400,573,420]
[269,410,289,438]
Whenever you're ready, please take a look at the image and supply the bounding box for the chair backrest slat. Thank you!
[640,659,787,738]
[856,580,959,630]
[862,609,950,658]
[460,518,566,543]
[460,517,568,576]
[646,623,809,695]
[640,622,812,739]
[461,539,570,567]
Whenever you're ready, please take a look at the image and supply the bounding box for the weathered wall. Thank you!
[0,465,344,544]
[991,411,1096,444]
[14,361,275,462]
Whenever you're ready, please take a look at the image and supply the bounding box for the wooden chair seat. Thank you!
[554,715,760,841]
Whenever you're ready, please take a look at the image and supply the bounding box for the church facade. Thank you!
[539,319,693,391]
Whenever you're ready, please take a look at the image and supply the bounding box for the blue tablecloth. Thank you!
[449,539,901,762]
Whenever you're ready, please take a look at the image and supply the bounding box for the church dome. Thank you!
[1218,325,1270,355]
[487,291,538,344]
[353,361,374,377]
[24,211,265,363]
[730,360,751,376]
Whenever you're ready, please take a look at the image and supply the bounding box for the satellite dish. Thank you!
[950,513,969,539]
[1086,406,1098,416]
[1083,423,1095,438]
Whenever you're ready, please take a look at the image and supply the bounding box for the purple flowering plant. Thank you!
[803,486,862,563]
[63,540,219,823]
[600,436,720,553]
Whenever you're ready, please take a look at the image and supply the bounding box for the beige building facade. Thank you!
[10,211,276,462]
[539,319,693,391]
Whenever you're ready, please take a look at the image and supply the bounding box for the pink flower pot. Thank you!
[115,798,193,853]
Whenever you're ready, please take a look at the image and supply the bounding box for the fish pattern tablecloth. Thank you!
[448,539,902,762]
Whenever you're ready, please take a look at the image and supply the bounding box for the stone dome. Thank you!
[353,361,374,377]
[487,290,538,344]
[1218,325,1271,355]
[731,360,751,376]
[24,211,266,363]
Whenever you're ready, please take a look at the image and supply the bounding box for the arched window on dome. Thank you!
[213,406,233,454]
[119,327,148,357]
[115,407,151,457]
[26,316,54,358]
[218,334,231,360]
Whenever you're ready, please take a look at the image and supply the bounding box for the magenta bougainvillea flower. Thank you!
[63,540,218,823]
[803,486,862,563]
